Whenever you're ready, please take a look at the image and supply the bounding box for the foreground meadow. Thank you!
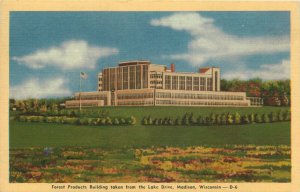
[10,145,290,183]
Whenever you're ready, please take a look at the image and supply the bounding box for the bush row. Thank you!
[142,110,291,126]
[22,109,110,118]
[18,115,137,125]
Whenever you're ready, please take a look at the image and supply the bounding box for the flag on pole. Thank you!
[80,72,88,79]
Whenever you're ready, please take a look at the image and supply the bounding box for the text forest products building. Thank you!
[65,60,263,108]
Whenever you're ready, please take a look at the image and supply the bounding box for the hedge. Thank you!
[142,110,291,126]
[17,115,136,126]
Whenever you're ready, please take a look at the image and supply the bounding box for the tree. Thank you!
[281,92,289,106]
[33,99,39,112]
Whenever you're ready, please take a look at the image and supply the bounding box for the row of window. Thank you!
[156,92,244,100]
[165,75,213,91]
[117,93,154,100]
[155,100,248,106]
[117,100,154,106]
[66,102,100,107]
[102,65,149,91]
[150,74,163,79]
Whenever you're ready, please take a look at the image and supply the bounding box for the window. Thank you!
[186,77,192,90]
[123,67,128,89]
[117,67,122,90]
[215,71,218,91]
[193,77,199,91]
[179,76,185,90]
[200,77,206,91]
[165,75,171,89]
[142,65,148,88]
[136,65,141,89]
[129,66,136,89]
[207,78,213,91]
[172,76,178,90]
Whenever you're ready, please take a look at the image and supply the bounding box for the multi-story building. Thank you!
[65,60,262,108]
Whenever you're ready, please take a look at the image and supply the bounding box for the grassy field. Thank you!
[9,106,291,182]
[10,120,290,148]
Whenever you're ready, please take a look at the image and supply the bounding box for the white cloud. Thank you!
[10,77,71,99]
[151,13,290,66]
[222,59,290,80]
[12,40,119,70]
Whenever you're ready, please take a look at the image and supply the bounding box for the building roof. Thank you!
[199,68,210,73]
[118,60,151,66]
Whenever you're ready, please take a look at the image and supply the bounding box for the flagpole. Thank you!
[79,73,82,111]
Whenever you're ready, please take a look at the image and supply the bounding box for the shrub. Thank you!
[87,118,94,125]
[189,113,197,125]
[216,114,222,125]
[269,112,278,122]
[262,114,270,123]
[182,113,189,125]
[249,113,255,123]
[142,116,148,125]
[37,116,45,123]
[106,117,112,125]
[99,118,107,125]
[45,116,55,123]
[234,112,241,124]
[221,114,227,125]
[174,117,180,125]
[255,114,262,123]
[113,118,120,125]
[19,116,26,122]
[242,115,250,124]
[148,116,153,125]
[278,110,284,121]
[79,117,89,125]
[197,116,204,125]
[163,118,169,125]
[120,118,126,125]
[227,114,233,125]
[210,113,216,125]
[66,117,79,124]
[283,110,291,121]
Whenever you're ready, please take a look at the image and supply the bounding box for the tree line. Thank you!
[221,78,290,106]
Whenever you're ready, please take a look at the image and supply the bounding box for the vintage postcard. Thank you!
[0,0,300,192]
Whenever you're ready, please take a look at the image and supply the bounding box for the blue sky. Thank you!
[9,11,290,99]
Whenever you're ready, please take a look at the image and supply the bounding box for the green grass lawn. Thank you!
[10,120,290,149]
